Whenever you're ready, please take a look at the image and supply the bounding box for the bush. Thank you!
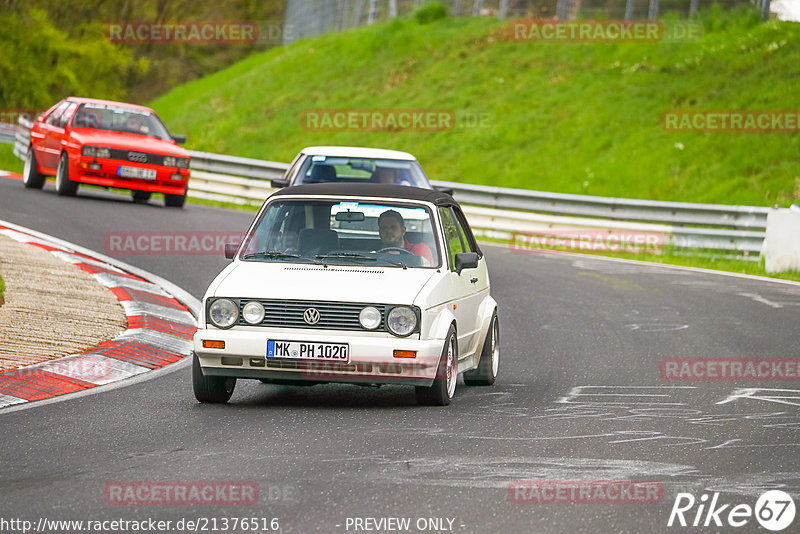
[412,1,448,24]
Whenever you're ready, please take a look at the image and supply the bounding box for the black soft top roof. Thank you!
[271,183,458,206]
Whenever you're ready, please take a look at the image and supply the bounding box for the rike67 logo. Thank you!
[668,490,795,531]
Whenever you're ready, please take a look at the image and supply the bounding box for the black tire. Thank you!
[415,325,458,406]
[464,312,499,386]
[192,353,236,403]
[164,189,187,208]
[23,148,45,189]
[55,153,78,196]
[131,190,152,203]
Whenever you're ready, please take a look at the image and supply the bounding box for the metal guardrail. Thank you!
[11,116,766,258]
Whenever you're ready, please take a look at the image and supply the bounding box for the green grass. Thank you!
[0,144,22,174]
[0,272,5,304]
[150,5,800,207]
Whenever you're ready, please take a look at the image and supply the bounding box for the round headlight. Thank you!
[208,298,238,328]
[359,306,381,330]
[242,301,265,325]
[386,306,417,337]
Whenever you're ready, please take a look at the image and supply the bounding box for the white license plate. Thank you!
[118,166,156,180]
[267,340,349,362]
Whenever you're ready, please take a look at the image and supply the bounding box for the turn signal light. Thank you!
[203,340,225,349]
[393,350,416,359]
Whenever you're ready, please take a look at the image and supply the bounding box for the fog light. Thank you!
[171,173,183,180]
[221,357,242,366]
[242,301,265,325]
[203,340,225,349]
[89,163,102,170]
[393,350,416,359]
[358,306,381,330]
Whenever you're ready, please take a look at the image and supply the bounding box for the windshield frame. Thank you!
[238,196,443,269]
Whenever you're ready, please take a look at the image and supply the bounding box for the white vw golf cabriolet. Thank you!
[193,183,499,406]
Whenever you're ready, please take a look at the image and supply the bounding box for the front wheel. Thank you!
[164,189,187,208]
[192,353,236,403]
[131,190,151,203]
[55,153,78,196]
[464,312,499,386]
[23,148,46,189]
[415,326,458,406]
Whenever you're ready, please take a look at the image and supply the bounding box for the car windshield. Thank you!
[70,103,172,140]
[240,199,440,268]
[293,156,431,188]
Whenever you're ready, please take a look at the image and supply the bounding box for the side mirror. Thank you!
[224,243,238,259]
[454,252,478,274]
[271,177,289,188]
[434,185,454,195]
[171,135,186,144]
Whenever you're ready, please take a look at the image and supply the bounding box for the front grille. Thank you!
[108,148,168,166]
[238,299,385,331]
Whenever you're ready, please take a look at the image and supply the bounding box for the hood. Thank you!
[208,261,437,305]
[71,129,188,157]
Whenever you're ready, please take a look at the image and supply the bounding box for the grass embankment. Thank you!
[0,145,22,175]
[151,5,799,207]
[0,273,5,306]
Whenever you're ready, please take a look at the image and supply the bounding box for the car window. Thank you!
[241,199,440,268]
[72,103,171,140]
[451,207,478,254]
[44,101,70,127]
[294,156,431,188]
[57,102,77,128]
[439,206,465,270]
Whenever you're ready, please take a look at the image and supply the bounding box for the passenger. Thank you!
[373,167,412,186]
[378,210,433,266]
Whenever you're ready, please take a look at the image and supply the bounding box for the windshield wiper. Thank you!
[243,251,326,265]
[316,252,407,269]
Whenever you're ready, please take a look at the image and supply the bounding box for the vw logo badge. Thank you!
[128,151,147,163]
[303,308,320,325]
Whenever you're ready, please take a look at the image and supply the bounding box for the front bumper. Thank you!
[73,155,189,194]
[194,327,444,386]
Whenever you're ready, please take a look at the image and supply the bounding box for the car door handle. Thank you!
[470,277,478,284]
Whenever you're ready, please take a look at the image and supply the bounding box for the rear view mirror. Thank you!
[271,178,289,188]
[335,211,365,222]
[224,243,238,259]
[454,252,478,274]
[171,135,186,144]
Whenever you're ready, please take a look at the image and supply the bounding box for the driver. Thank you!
[125,115,149,134]
[378,210,434,266]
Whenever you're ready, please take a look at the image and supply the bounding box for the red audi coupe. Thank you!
[22,97,190,207]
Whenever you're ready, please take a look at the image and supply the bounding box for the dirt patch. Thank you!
[0,234,128,371]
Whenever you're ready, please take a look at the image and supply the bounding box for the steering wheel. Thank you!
[376,247,415,256]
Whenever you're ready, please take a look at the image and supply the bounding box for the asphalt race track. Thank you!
[1,177,798,533]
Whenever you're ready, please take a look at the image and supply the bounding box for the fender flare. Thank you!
[473,295,498,359]
[427,307,457,343]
